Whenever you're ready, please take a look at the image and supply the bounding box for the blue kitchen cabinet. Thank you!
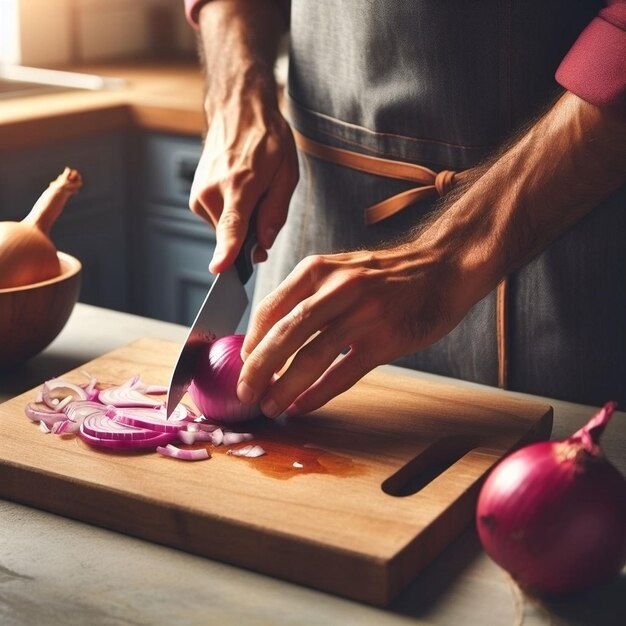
[132,132,256,328]
[0,132,130,311]
[131,202,217,325]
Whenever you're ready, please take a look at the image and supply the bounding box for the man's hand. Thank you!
[237,92,626,417]
[190,0,298,273]
[236,243,475,418]
[190,102,297,272]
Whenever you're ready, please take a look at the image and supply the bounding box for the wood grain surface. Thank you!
[0,337,552,605]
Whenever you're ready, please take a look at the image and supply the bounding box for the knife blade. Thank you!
[165,212,257,417]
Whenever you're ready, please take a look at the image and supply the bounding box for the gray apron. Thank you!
[255,0,626,406]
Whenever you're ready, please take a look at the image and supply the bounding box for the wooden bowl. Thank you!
[0,252,81,370]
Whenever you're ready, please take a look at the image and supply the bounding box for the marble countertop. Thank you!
[0,304,624,626]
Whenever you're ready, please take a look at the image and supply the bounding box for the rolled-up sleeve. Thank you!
[556,0,626,109]
[184,0,207,28]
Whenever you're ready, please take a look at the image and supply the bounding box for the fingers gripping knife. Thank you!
[165,214,257,418]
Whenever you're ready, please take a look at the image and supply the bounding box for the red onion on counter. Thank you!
[476,402,626,594]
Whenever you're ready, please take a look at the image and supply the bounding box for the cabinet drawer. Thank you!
[138,132,201,208]
[133,205,255,329]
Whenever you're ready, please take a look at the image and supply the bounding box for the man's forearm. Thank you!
[416,92,626,309]
[196,0,289,122]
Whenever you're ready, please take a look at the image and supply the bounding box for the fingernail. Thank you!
[209,242,224,269]
[237,380,255,404]
[240,348,249,362]
[260,397,279,418]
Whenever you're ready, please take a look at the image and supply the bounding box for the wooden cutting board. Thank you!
[0,337,552,606]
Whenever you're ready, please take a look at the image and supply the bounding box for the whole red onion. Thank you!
[189,334,261,423]
[476,402,626,594]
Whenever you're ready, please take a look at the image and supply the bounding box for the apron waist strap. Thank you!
[292,129,472,225]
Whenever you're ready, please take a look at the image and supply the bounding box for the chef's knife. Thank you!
[165,212,257,418]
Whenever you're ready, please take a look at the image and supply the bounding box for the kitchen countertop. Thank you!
[0,61,207,150]
[0,304,624,626]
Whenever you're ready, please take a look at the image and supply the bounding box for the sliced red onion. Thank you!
[97,376,163,408]
[177,429,214,445]
[51,420,79,435]
[42,378,89,409]
[81,374,99,400]
[109,405,188,434]
[25,403,66,426]
[79,428,177,450]
[222,432,254,446]
[227,444,266,458]
[81,411,167,441]
[211,428,224,446]
[63,401,107,423]
[28,373,266,460]
[156,444,211,461]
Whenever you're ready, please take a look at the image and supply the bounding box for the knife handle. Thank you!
[234,204,258,285]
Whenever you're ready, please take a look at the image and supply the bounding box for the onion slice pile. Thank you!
[25,374,262,462]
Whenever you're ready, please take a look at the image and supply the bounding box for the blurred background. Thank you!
[0,0,196,66]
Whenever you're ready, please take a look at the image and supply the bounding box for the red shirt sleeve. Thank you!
[184,0,206,28]
[556,0,626,110]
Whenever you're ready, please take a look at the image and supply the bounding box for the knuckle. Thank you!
[288,301,310,327]
[353,349,376,373]
[299,254,328,281]
[271,307,301,340]
[337,269,368,293]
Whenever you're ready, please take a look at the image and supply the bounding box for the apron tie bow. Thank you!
[292,129,469,225]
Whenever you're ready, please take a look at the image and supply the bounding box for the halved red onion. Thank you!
[188,335,261,423]
[156,444,210,461]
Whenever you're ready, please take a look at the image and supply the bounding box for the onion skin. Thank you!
[0,222,60,288]
[0,167,82,289]
[476,402,626,594]
[189,334,261,423]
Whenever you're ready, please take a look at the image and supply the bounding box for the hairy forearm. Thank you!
[197,0,289,121]
[415,92,626,308]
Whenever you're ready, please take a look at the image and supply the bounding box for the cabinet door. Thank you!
[0,132,129,310]
[133,205,217,326]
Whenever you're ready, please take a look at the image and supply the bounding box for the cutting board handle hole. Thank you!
[381,437,475,497]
